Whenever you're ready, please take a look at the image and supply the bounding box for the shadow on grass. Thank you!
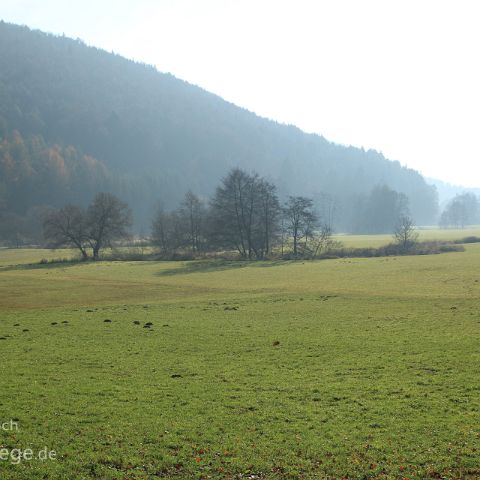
[157,259,290,276]
[0,258,87,272]
[0,256,293,275]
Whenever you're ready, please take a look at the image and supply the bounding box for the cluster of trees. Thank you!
[151,169,355,259]
[439,193,479,228]
[1,21,439,240]
[44,169,339,259]
[150,180,421,255]
[0,131,109,212]
[151,192,207,256]
[0,205,50,248]
[43,193,131,259]
[0,130,113,245]
[349,185,410,234]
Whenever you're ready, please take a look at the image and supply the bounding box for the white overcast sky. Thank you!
[2,0,479,187]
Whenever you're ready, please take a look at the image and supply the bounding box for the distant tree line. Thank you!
[149,168,418,259]
[41,173,480,260]
[348,185,410,234]
[439,193,479,228]
[35,168,425,259]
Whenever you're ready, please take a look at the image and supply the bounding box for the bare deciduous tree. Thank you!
[257,179,281,257]
[86,193,132,259]
[309,224,336,259]
[151,207,170,254]
[43,205,89,259]
[209,168,280,259]
[393,215,418,251]
[283,196,317,257]
[180,191,205,253]
[209,168,248,257]
[151,207,183,257]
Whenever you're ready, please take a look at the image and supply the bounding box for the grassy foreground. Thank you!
[1,240,480,479]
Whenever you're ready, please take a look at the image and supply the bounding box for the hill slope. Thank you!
[427,177,480,208]
[0,21,438,233]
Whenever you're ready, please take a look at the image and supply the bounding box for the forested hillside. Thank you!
[0,21,438,241]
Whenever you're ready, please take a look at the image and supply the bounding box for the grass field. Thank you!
[1,232,480,479]
[333,227,480,248]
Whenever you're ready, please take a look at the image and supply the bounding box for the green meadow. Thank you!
[333,227,480,248]
[1,231,480,479]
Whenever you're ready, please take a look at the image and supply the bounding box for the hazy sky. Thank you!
[2,0,479,187]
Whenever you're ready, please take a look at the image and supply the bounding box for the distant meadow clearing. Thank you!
[1,230,479,479]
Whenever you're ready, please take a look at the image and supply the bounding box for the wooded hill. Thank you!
[0,21,438,239]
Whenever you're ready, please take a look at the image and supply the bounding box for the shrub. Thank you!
[454,236,480,244]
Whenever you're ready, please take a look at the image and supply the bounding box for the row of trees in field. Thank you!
[43,168,423,260]
[152,168,334,259]
[43,168,339,259]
